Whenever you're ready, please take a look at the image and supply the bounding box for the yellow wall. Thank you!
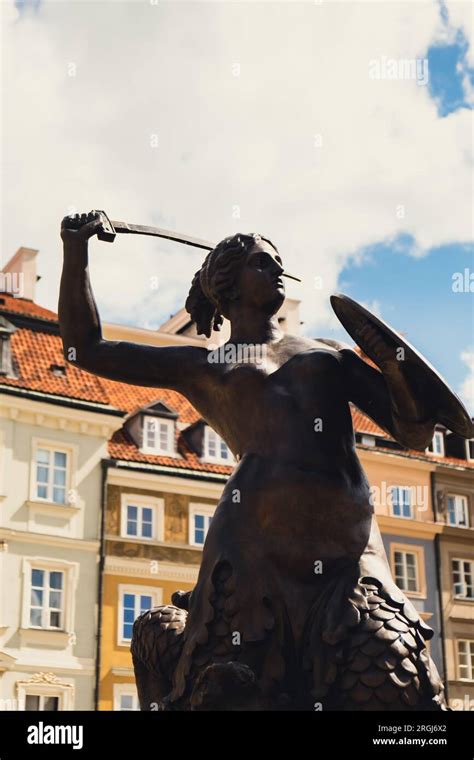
[358,450,435,522]
[99,572,194,711]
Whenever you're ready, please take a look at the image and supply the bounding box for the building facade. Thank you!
[433,429,474,710]
[0,249,472,710]
[0,272,123,709]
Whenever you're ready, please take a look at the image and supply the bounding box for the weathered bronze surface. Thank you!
[59,212,472,710]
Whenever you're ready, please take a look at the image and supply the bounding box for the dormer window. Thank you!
[141,416,175,455]
[426,430,444,457]
[0,316,16,377]
[466,439,474,462]
[50,363,66,377]
[203,427,232,464]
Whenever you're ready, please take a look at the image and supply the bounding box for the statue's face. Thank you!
[234,239,285,314]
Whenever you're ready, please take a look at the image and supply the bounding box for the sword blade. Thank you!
[94,210,302,281]
[111,220,214,251]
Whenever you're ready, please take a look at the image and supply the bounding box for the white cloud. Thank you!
[444,0,474,66]
[2,0,472,335]
[459,348,474,414]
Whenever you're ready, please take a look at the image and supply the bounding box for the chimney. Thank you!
[1,247,39,301]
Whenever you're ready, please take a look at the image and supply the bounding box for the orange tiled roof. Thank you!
[1,297,472,472]
[0,294,57,322]
[3,328,111,405]
[350,407,387,437]
[108,428,233,475]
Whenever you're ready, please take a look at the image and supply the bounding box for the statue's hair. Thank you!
[185,232,279,337]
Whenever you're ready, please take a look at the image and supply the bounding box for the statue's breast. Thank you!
[202,348,351,462]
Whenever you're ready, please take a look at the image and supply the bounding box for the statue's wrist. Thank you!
[63,238,88,256]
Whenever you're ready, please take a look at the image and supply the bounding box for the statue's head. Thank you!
[185,233,285,337]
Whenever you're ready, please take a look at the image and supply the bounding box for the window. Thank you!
[457,640,474,681]
[390,486,412,519]
[447,495,469,528]
[193,513,212,545]
[142,416,174,455]
[29,569,64,629]
[189,504,215,547]
[16,673,74,711]
[120,495,164,542]
[118,586,162,645]
[0,317,15,376]
[204,427,232,464]
[452,559,474,600]
[426,431,444,457]
[113,685,139,711]
[393,550,419,593]
[466,439,474,462]
[126,504,152,538]
[21,558,78,637]
[35,447,68,504]
[361,434,375,447]
[25,695,59,711]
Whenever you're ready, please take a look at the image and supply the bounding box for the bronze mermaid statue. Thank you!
[59,211,472,710]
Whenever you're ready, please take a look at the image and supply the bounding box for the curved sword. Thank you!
[93,209,302,282]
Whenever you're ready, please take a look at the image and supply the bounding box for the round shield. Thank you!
[330,293,473,439]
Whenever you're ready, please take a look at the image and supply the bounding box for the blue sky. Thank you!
[328,242,473,395]
[2,0,473,410]
[322,0,474,406]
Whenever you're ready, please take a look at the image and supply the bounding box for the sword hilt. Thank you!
[93,210,116,243]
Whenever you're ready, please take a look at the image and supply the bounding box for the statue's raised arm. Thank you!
[58,212,211,395]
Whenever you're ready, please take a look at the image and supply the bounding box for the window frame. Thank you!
[16,675,74,711]
[426,430,445,457]
[29,567,65,630]
[120,494,164,542]
[457,639,474,681]
[24,694,60,711]
[447,494,470,528]
[390,543,426,598]
[141,416,175,455]
[113,684,140,711]
[390,485,413,519]
[30,438,76,506]
[21,557,78,635]
[466,439,474,463]
[203,426,233,464]
[117,584,163,646]
[188,503,215,547]
[452,558,474,600]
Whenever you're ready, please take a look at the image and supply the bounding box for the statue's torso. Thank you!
[188,335,377,574]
